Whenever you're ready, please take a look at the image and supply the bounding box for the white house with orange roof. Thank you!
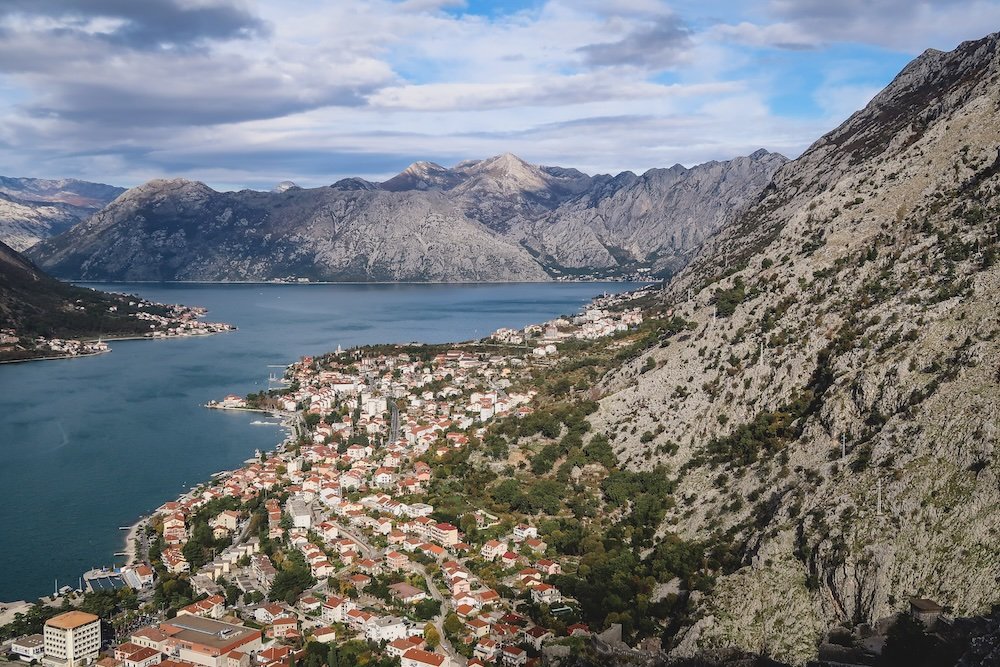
[400,648,449,667]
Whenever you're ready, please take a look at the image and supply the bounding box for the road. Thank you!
[330,521,377,560]
[389,401,400,444]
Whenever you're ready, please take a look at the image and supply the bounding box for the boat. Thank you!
[250,420,281,426]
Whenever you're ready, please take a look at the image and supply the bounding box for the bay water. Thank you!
[0,282,641,601]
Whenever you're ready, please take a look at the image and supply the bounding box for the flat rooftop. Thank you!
[161,616,258,651]
[46,611,100,630]
[13,634,44,647]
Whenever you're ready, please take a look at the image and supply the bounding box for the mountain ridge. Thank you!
[581,30,1000,663]
[27,151,787,282]
[0,176,125,251]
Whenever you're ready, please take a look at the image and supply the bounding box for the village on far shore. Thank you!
[0,300,234,363]
[0,290,656,667]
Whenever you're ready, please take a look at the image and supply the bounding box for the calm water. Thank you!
[0,282,641,601]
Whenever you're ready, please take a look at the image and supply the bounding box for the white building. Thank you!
[43,611,101,667]
[11,634,45,662]
[364,616,409,643]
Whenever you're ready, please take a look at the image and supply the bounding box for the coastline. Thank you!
[122,516,146,566]
[0,348,110,365]
[0,329,235,366]
[0,283,631,610]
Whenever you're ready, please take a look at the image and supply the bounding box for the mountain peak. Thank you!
[272,180,299,193]
[381,160,462,192]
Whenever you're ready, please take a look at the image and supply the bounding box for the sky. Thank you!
[0,0,997,191]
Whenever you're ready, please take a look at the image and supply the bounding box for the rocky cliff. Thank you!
[507,150,788,276]
[587,32,1000,664]
[26,179,551,282]
[0,176,125,251]
[26,152,785,282]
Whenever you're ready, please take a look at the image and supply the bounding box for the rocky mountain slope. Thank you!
[0,240,172,341]
[508,149,787,276]
[585,32,1000,664]
[27,179,551,282]
[26,152,785,282]
[0,176,125,251]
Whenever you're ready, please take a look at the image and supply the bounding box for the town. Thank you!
[1,290,656,667]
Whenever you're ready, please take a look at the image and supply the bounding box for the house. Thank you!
[321,596,355,624]
[461,615,486,635]
[293,595,319,614]
[480,540,506,561]
[500,645,527,666]
[430,522,459,547]
[311,627,337,644]
[512,524,537,542]
[386,551,409,571]
[10,634,45,662]
[122,564,155,589]
[524,538,546,553]
[530,583,561,605]
[177,595,225,619]
[255,603,293,625]
[210,510,240,537]
[364,616,408,643]
[267,617,298,640]
[123,647,162,667]
[401,648,448,667]
[387,636,424,659]
[535,559,561,576]
[521,625,553,649]
[566,623,590,637]
[472,638,498,662]
[162,547,189,574]
[500,551,520,568]
[389,582,427,604]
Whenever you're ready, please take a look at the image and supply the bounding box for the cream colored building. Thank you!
[43,611,101,667]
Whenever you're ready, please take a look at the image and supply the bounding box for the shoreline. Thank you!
[121,516,147,566]
[0,348,110,365]
[0,285,628,612]
[0,329,235,366]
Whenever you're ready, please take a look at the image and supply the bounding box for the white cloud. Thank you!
[0,0,990,189]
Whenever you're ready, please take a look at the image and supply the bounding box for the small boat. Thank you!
[250,420,281,426]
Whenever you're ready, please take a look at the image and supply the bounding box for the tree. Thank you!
[443,612,462,636]
[424,623,440,649]
[414,599,441,620]
[326,645,339,667]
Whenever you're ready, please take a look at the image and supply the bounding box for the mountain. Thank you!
[26,179,551,282]
[0,241,171,344]
[507,149,788,276]
[26,152,785,282]
[581,32,1000,663]
[0,176,125,251]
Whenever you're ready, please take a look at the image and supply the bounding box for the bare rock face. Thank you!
[27,178,550,282]
[507,150,787,276]
[28,151,784,282]
[588,31,1000,664]
[0,176,124,250]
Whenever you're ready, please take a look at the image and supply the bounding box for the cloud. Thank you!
[577,14,692,68]
[0,0,268,49]
[0,3,394,128]
[747,0,1000,51]
[0,0,991,191]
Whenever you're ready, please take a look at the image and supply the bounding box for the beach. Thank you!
[122,517,146,566]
